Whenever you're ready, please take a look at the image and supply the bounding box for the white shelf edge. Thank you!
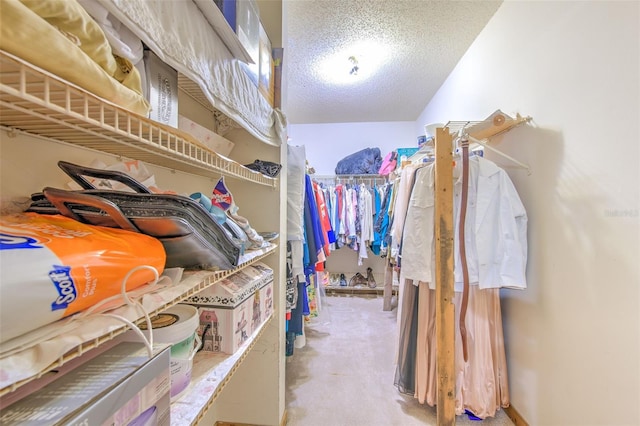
[0,51,277,188]
[170,314,274,425]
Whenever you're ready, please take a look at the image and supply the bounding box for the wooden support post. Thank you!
[382,261,394,311]
[434,127,455,425]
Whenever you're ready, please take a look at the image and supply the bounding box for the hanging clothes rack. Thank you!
[407,145,435,164]
[445,111,532,174]
[311,174,386,187]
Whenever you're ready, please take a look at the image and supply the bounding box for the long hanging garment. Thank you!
[399,153,526,419]
[392,165,422,395]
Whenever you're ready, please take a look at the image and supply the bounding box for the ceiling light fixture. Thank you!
[315,41,391,85]
[348,56,359,76]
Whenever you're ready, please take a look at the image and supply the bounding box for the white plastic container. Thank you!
[143,304,200,400]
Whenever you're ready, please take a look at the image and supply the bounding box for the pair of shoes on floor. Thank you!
[328,273,339,287]
[329,273,343,287]
[348,269,377,288]
[366,267,377,289]
[349,272,368,288]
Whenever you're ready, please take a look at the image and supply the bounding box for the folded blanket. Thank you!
[0,0,149,115]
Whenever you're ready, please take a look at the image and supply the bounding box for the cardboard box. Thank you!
[0,342,171,426]
[260,279,274,320]
[184,262,273,354]
[143,50,178,128]
[178,115,235,156]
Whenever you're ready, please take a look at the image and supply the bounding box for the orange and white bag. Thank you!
[0,213,166,344]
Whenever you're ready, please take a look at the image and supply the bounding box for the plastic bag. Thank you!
[0,213,166,343]
[66,158,174,194]
[378,151,398,175]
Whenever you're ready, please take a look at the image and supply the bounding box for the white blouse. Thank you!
[401,156,527,290]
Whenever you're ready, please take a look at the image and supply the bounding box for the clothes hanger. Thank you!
[468,135,531,174]
[461,111,532,174]
[408,143,435,164]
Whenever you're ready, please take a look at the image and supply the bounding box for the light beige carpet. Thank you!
[285,294,514,426]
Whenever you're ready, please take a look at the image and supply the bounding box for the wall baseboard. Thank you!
[215,410,287,426]
[504,404,529,426]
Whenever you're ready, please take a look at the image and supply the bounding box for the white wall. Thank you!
[416,1,639,425]
[287,121,413,281]
[288,121,415,175]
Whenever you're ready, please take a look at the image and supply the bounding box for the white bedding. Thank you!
[99,0,285,147]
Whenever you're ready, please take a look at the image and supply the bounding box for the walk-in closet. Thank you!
[284,1,639,426]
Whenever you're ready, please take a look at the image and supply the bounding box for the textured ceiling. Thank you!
[284,0,502,124]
